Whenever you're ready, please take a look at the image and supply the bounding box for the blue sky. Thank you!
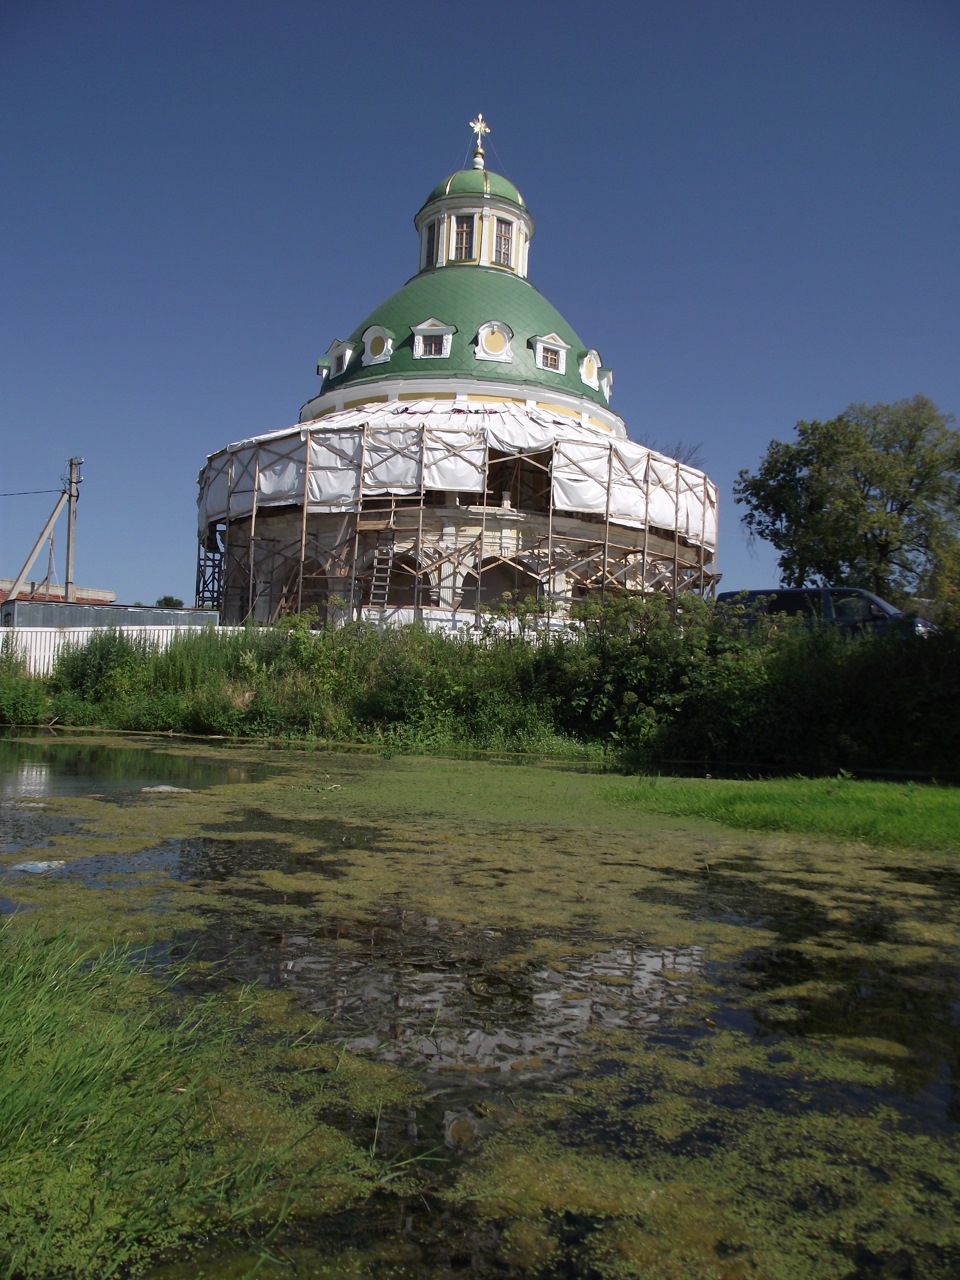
[3,0,958,606]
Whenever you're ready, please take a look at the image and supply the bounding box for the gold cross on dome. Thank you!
[469,113,490,149]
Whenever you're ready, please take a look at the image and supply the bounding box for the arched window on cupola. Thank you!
[452,215,476,261]
[493,218,513,267]
[419,216,449,271]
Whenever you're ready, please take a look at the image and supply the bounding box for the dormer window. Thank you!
[578,348,602,390]
[326,339,356,378]
[532,333,570,375]
[494,218,512,267]
[361,325,395,367]
[453,215,475,260]
[411,317,456,359]
[475,320,513,363]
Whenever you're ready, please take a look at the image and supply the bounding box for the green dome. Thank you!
[419,168,526,214]
[328,265,607,408]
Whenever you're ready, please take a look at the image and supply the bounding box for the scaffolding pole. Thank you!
[297,433,312,613]
[414,426,425,615]
[475,442,491,626]
[348,424,367,619]
[246,454,261,619]
[222,454,235,615]
[600,444,613,603]
[672,461,680,598]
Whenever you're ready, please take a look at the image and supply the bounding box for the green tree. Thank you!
[155,595,184,608]
[734,396,960,601]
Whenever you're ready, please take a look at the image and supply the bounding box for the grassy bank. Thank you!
[607,773,960,853]
[3,597,959,776]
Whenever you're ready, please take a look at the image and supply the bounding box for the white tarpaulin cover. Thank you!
[198,401,717,549]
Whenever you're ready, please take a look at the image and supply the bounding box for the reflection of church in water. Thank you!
[196,116,718,625]
[273,914,705,1082]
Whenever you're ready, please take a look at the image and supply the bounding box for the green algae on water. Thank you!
[2,732,959,1279]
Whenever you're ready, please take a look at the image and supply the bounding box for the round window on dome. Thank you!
[361,325,395,367]
[578,348,602,390]
[476,321,513,364]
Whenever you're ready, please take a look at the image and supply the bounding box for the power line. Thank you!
[0,488,65,498]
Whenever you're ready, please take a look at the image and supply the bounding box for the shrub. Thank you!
[0,639,48,725]
[50,630,143,703]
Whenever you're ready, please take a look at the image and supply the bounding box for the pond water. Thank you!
[0,734,258,800]
[1,732,958,1279]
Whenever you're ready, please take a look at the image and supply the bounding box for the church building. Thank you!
[196,117,718,626]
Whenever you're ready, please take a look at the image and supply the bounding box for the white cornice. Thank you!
[299,373,627,437]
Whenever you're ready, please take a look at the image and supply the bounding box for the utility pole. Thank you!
[64,457,83,603]
[8,458,85,605]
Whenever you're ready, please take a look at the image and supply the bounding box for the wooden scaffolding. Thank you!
[196,420,718,623]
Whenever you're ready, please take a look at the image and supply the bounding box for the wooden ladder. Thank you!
[368,532,395,609]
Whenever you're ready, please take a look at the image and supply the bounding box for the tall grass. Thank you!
[0,927,267,1277]
[0,925,393,1279]
[0,636,48,727]
[42,620,571,752]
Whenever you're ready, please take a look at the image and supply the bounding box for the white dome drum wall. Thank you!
[196,119,718,625]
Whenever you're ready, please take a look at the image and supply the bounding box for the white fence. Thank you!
[1,626,226,677]
[1,611,561,676]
